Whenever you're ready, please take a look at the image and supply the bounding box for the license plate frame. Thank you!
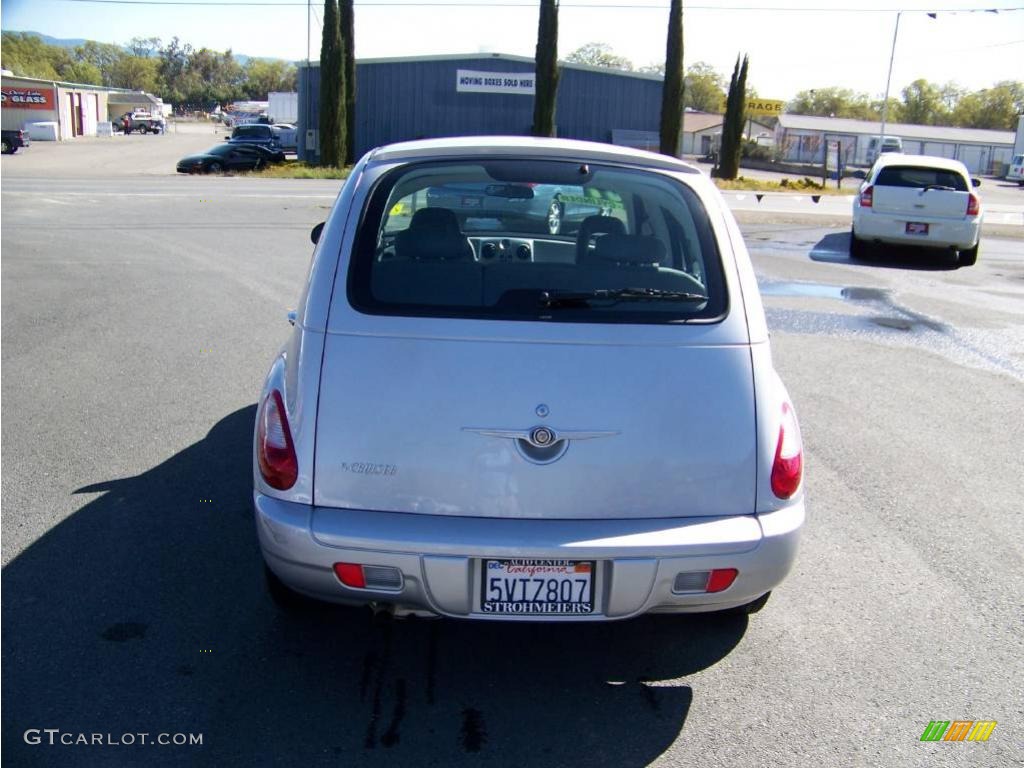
[480,559,596,616]
[905,221,929,235]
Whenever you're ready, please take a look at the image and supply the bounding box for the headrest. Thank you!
[592,234,666,265]
[409,207,461,235]
[395,207,473,261]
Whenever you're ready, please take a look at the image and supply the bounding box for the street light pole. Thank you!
[879,11,901,146]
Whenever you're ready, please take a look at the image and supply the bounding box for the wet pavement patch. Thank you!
[758,281,888,303]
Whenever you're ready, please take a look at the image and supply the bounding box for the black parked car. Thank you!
[228,124,284,150]
[176,143,284,174]
[2,128,30,154]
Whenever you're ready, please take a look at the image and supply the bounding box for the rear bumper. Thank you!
[255,494,804,620]
[853,208,979,249]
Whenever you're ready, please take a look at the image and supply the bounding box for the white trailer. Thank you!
[268,92,298,125]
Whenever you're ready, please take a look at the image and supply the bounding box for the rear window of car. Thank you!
[233,125,269,139]
[875,165,967,191]
[347,160,727,324]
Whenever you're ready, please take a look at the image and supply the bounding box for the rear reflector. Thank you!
[673,569,739,594]
[771,402,803,499]
[706,568,739,593]
[333,563,403,591]
[333,563,366,588]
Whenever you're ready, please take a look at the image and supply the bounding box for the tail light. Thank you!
[966,193,979,217]
[770,402,803,499]
[859,185,873,208]
[257,389,298,490]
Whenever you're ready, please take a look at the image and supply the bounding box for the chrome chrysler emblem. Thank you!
[462,422,618,465]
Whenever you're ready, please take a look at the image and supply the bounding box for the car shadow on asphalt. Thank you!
[811,232,961,271]
[2,405,747,767]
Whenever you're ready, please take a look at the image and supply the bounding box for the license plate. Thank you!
[461,196,481,208]
[481,559,595,615]
[905,222,929,235]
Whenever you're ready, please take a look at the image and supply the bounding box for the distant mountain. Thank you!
[2,30,289,66]
[13,31,90,49]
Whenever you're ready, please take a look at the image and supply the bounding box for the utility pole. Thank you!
[879,11,900,147]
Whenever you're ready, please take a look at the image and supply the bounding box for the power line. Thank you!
[42,0,1024,11]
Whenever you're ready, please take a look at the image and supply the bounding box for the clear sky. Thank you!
[2,0,1022,101]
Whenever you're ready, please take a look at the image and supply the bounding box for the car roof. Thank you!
[872,153,970,174]
[368,136,700,174]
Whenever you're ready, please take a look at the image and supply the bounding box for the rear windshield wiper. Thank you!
[539,287,709,308]
[921,184,957,192]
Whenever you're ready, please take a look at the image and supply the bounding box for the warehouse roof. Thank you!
[107,91,162,105]
[1,72,151,95]
[777,113,1014,146]
[303,52,665,81]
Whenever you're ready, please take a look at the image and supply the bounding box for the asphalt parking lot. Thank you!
[2,132,1023,767]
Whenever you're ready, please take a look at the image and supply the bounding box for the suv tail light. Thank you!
[770,402,803,499]
[257,389,298,490]
[966,193,979,217]
[859,185,873,208]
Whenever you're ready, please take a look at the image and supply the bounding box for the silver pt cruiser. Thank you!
[254,137,804,621]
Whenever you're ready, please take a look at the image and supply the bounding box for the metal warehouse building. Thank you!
[774,114,1016,174]
[298,53,672,163]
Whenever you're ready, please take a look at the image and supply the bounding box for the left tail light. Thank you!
[257,389,298,490]
[770,402,803,499]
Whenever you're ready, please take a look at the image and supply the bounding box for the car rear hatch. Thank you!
[312,326,756,520]
[872,165,971,219]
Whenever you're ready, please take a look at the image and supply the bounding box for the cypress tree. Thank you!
[340,0,356,165]
[659,0,684,156]
[531,0,559,137]
[718,53,748,179]
[318,0,345,168]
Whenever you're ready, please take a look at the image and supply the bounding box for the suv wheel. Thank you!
[849,229,869,260]
[958,242,979,267]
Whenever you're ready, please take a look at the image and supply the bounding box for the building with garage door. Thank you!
[1,73,164,141]
[774,113,1015,174]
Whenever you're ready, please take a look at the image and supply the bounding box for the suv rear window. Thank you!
[233,125,269,139]
[876,165,967,191]
[348,160,727,324]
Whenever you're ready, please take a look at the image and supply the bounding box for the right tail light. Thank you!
[771,402,803,499]
[966,193,980,217]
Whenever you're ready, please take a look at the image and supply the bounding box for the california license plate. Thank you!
[905,222,929,235]
[481,559,595,615]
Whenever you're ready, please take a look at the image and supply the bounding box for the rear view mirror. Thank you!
[485,184,535,200]
[311,221,325,245]
[971,178,981,188]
